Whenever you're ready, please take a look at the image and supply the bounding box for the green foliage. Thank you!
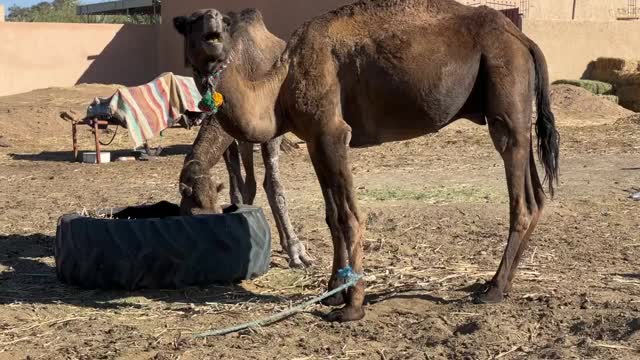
[552,79,614,95]
[358,185,498,204]
[597,94,620,104]
[9,0,79,23]
[6,0,156,24]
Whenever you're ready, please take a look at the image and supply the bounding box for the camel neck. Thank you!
[185,117,234,171]
[214,54,290,143]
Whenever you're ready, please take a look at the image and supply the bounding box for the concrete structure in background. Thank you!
[0,22,157,96]
[0,0,640,96]
[0,5,5,22]
[526,0,634,21]
[462,0,636,20]
[76,0,160,16]
[524,19,640,80]
[76,0,160,24]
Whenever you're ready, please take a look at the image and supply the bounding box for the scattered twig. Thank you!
[611,277,640,286]
[529,246,537,263]
[450,312,481,316]
[43,336,60,348]
[0,337,30,346]
[437,274,465,283]
[2,316,88,334]
[494,345,522,359]
[593,342,638,351]
[345,350,366,355]
[377,348,387,360]
[399,223,423,236]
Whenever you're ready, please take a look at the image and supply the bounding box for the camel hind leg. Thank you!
[261,136,313,268]
[238,141,257,205]
[503,148,546,293]
[222,140,244,204]
[474,58,545,303]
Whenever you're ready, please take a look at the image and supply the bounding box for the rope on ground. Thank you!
[194,266,362,338]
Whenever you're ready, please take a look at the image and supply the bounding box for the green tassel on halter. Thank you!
[197,62,229,114]
[198,89,218,114]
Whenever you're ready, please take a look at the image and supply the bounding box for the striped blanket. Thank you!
[86,72,203,148]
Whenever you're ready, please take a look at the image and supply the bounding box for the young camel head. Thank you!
[173,9,233,93]
[178,161,225,215]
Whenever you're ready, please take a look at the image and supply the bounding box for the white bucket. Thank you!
[82,152,111,164]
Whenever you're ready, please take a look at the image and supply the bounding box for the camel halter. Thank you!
[194,57,232,114]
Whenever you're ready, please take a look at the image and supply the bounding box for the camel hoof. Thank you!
[503,283,513,295]
[321,291,346,307]
[473,285,504,304]
[287,241,314,268]
[323,305,365,322]
[320,276,348,306]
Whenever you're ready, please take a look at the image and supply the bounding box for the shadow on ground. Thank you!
[8,145,192,163]
[0,233,281,309]
[0,233,465,320]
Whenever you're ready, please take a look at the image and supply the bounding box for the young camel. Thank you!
[173,0,560,322]
[177,9,312,268]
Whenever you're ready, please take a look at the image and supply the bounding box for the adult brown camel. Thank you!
[173,0,560,322]
[176,9,312,268]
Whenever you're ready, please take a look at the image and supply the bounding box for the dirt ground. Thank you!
[549,85,634,127]
[0,84,638,360]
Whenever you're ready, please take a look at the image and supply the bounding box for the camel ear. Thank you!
[216,182,225,193]
[173,16,191,35]
[179,183,193,196]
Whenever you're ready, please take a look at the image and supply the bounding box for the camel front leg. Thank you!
[307,125,366,322]
[261,136,313,268]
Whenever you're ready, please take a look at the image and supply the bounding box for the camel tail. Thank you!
[529,40,560,197]
[503,16,560,197]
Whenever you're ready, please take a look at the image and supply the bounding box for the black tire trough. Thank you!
[54,201,271,290]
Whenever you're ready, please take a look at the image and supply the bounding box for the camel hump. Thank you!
[226,8,265,32]
[473,4,518,32]
[238,8,263,23]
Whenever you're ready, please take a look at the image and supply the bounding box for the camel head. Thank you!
[173,9,233,92]
[178,163,225,215]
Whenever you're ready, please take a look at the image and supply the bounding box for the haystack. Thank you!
[550,84,633,126]
[552,79,613,95]
[616,85,640,113]
[582,57,640,111]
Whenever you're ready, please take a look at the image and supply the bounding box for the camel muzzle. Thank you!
[202,31,222,44]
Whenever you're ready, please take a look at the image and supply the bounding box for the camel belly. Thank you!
[336,24,483,146]
[340,55,482,147]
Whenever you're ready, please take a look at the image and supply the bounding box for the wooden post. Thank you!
[93,119,101,164]
[72,121,78,161]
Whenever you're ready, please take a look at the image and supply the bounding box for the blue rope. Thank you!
[337,265,355,280]
[194,267,363,338]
